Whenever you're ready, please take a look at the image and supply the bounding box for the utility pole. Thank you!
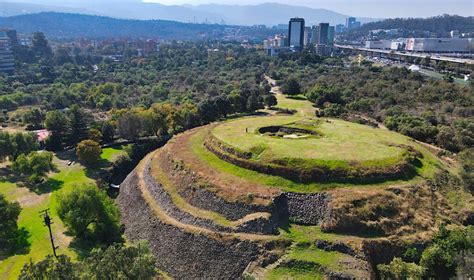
[39,209,58,259]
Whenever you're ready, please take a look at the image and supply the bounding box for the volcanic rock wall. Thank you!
[117,170,263,279]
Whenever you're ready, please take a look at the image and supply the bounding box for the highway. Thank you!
[335,44,474,65]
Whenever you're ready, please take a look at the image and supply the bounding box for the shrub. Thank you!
[377,258,425,280]
[459,149,473,193]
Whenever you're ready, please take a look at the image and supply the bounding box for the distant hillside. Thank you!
[186,3,377,26]
[350,14,474,37]
[0,12,277,40]
[0,1,377,26]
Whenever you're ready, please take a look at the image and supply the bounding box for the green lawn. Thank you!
[0,146,127,279]
[265,265,324,280]
[188,127,434,193]
[100,145,129,162]
[274,91,315,117]
[212,116,413,166]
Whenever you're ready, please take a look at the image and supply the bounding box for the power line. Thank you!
[39,209,59,259]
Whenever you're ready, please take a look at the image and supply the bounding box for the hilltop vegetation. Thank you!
[345,14,474,38]
[0,12,277,40]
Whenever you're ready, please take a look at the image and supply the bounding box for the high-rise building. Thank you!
[328,26,335,45]
[315,23,329,45]
[335,24,346,33]
[346,17,361,29]
[288,18,305,48]
[310,26,319,44]
[303,27,311,46]
[0,29,15,73]
[346,17,356,29]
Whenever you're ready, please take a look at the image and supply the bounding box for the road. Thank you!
[335,44,474,65]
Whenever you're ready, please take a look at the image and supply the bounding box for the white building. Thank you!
[365,40,392,50]
[405,38,472,53]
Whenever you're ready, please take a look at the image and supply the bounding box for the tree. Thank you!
[45,110,70,150]
[23,108,44,130]
[0,194,22,255]
[263,94,277,108]
[68,105,90,145]
[246,94,263,112]
[281,77,301,95]
[56,184,122,245]
[76,140,101,165]
[88,129,103,143]
[12,151,55,183]
[19,242,157,280]
[31,32,52,59]
[82,242,157,279]
[118,111,143,141]
[12,132,39,160]
[20,255,80,280]
[0,131,14,161]
[101,121,115,143]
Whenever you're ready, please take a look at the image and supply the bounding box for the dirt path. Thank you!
[264,75,316,117]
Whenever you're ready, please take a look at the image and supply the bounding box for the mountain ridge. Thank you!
[0,1,377,26]
[0,12,277,40]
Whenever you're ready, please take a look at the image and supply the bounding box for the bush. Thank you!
[76,140,101,165]
[377,257,425,280]
[318,103,346,117]
[420,225,474,279]
[306,84,343,107]
[459,149,473,193]
[384,114,438,143]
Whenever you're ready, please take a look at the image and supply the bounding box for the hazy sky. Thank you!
[145,0,474,18]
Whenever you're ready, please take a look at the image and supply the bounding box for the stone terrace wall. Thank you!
[285,192,332,225]
[117,171,262,279]
[160,151,289,234]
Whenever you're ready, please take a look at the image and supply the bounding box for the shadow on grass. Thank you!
[25,178,64,195]
[67,237,95,260]
[54,150,77,162]
[286,95,307,100]
[83,158,112,181]
[0,227,31,261]
[0,166,64,195]
[67,231,124,260]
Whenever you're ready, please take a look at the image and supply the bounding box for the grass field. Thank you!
[100,145,129,162]
[0,146,127,279]
[212,116,412,166]
[188,127,437,193]
[264,265,324,280]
